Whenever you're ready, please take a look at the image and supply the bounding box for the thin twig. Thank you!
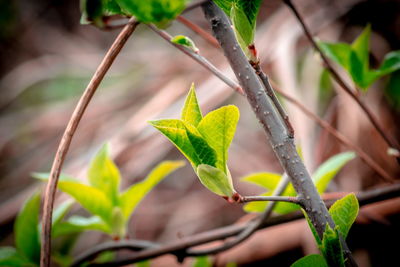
[147,24,244,95]
[283,0,400,163]
[74,182,400,266]
[240,195,302,205]
[39,18,139,267]
[177,16,220,48]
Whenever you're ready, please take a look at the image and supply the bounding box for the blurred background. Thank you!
[0,0,399,266]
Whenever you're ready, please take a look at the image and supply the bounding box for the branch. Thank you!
[147,24,244,95]
[73,183,400,266]
[240,195,302,205]
[176,15,220,48]
[39,18,139,267]
[283,0,400,164]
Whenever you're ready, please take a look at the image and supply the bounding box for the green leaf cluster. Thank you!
[295,193,359,267]
[80,0,189,28]
[242,151,355,214]
[213,0,262,59]
[150,84,239,198]
[34,144,184,238]
[318,25,400,90]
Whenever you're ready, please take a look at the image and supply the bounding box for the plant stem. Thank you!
[240,195,302,205]
[201,1,356,265]
[76,182,400,266]
[177,15,220,48]
[39,18,139,267]
[147,24,244,95]
[283,0,400,164]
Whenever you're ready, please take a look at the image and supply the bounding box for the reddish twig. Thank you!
[177,15,220,48]
[283,0,400,164]
[40,18,139,267]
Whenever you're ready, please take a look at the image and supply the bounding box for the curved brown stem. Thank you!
[39,18,139,267]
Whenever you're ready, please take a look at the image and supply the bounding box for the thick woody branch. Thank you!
[40,18,139,267]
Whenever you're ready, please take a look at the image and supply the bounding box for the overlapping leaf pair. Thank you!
[150,84,239,199]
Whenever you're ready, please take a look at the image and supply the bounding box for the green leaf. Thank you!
[119,161,184,219]
[365,50,400,87]
[321,226,344,267]
[230,4,253,55]
[291,254,328,267]
[172,36,199,53]
[150,119,199,166]
[241,172,281,190]
[181,84,202,126]
[0,247,32,267]
[58,181,113,224]
[385,70,400,110]
[328,193,359,239]
[235,0,262,30]
[317,41,352,69]
[197,105,239,173]
[116,0,188,26]
[15,192,41,264]
[88,144,121,205]
[110,207,126,238]
[313,151,356,193]
[196,164,235,197]
[193,256,212,267]
[53,216,110,237]
[351,24,371,73]
[32,172,77,182]
[52,200,74,228]
[212,0,233,15]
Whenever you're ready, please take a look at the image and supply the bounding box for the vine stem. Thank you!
[39,18,139,267]
[201,1,356,266]
[283,0,400,164]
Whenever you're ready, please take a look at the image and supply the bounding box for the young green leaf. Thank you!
[185,123,218,167]
[303,210,322,246]
[119,161,185,219]
[196,164,235,197]
[328,193,359,239]
[149,119,203,166]
[212,0,233,15]
[172,36,199,53]
[197,105,239,173]
[230,4,253,57]
[181,84,203,127]
[53,216,111,238]
[351,24,371,73]
[15,192,41,264]
[313,151,356,193]
[317,42,352,69]
[110,207,126,238]
[88,144,121,204]
[58,181,113,224]
[321,226,345,267]
[0,247,31,267]
[291,254,328,267]
[116,0,188,26]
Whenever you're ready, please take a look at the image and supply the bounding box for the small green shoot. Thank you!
[150,84,240,199]
[171,35,199,53]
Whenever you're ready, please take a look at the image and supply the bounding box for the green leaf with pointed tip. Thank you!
[53,216,110,238]
[119,161,185,219]
[181,84,202,126]
[291,254,328,267]
[197,164,235,197]
[313,152,356,193]
[52,200,74,228]
[292,254,327,267]
[116,0,188,26]
[241,172,281,190]
[235,0,262,30]
[58,181,113,224]
[0,247,32,267]
[364,50,400,88]
[329,193,359,239]
[15,192,40,264]
[185,123,218,167]
[321,225,344,267]
[212,0,233,15]
[351,24,371,73]
[172,36,199,53]
[197,105,239,173]
[150,119,202,166]
[88,144,120,205]
[230,4,253,56]
[317,41,352,69]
